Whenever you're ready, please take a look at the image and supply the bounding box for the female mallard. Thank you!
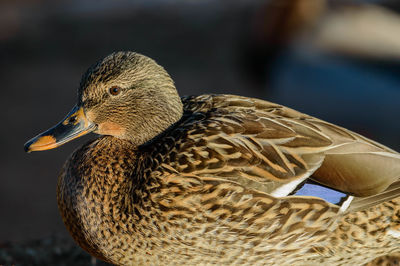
[24,52,400,265]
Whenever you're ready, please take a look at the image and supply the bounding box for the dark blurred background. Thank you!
[1,0,400,264]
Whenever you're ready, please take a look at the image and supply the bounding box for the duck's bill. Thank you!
[24,105,96,152]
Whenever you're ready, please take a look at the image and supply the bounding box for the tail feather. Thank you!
[348,180,400,212]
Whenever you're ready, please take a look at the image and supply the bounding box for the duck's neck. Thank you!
[87,136,147,203]
[122,88,184,146]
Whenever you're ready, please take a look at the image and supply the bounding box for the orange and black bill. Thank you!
[24,105,96,153]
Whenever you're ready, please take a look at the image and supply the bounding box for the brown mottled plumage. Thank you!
[25,52,400,265]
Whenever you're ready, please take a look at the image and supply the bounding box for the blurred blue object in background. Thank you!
[270,48,400,149]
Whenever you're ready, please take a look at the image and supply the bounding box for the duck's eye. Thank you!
[109,86,121,96]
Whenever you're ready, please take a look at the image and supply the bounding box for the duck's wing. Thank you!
[167,94,400,198]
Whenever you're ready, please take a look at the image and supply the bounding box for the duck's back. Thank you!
[167,94,400,198]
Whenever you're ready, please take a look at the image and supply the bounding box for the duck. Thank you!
[24,51,400,265]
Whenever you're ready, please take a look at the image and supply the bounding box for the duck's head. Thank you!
[24,51,183,152]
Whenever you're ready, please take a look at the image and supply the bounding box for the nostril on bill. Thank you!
[69,116,77,124]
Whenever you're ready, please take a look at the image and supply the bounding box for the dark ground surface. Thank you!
[0,234,110,266]
[1,0,400,265]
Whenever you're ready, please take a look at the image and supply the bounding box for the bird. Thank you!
[24,51,400,265]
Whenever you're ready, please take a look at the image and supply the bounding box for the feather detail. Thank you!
[348,180,400,211]
[174,94,400,200]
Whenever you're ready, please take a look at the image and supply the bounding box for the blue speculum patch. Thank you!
[293,183,348,205]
